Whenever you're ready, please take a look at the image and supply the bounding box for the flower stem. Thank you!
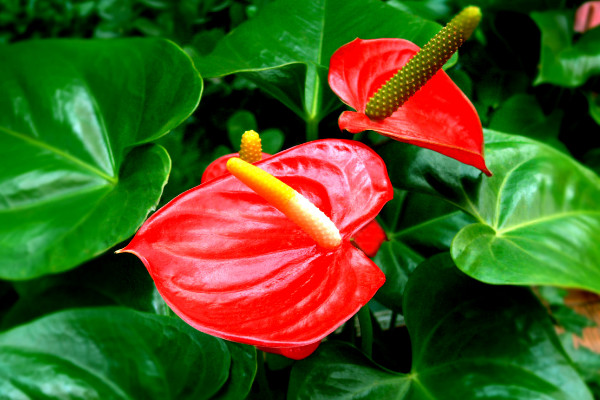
[306,118,319,142]
[357,305,373,357]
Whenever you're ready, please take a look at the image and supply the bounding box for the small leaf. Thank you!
[532,10,600,87]
[260,128,285,154]
[227,110,258,149]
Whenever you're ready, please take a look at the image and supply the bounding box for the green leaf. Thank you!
[213,342,257,400]
[532,10,600,87]
[586,92,600,126]
[379,129,600,293]
[289,254,592,400]
[0,308,231,399]
[0,39,202,280]
[227,110,258,149]
[489,93,566,151]
[197,0,444,122]
[0,252,158,330]
[372,241,422,312]
[373,190,474,311]
[560,333,600,396]
[260,128,285,154]
[550,305,595,336]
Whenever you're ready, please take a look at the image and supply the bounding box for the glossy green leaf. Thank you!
[532,10,600,87]
[379,129,600,293]
[0,308,231,399]
[289,254,592,399]
[197,0,444,122]
[489,93,565,151]
[213,342,257,400]
[0,39,202,280]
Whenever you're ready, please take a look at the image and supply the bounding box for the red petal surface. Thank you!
[352,219,387,258]
[201,152,271,183]
[329,38,491,176]
[121,140,392,347]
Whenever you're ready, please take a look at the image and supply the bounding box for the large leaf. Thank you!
[0,308,233,399]
[379,129,600,293]
[531,10,600,87]
[289,254,592,399]
[197,0,443,122]
[0,39,202,280]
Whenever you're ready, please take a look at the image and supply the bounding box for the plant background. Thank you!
[1,0,600,398]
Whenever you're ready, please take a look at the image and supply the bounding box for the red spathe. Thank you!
[121,140,392,350]
[329,38,491,176]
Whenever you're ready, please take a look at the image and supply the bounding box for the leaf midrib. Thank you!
[0,126,117,184]
[497,210,600,235]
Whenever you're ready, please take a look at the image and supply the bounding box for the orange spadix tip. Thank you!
[239,130,263,163]
[226,157,342,249]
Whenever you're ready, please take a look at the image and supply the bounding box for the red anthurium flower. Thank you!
[328,38,491,176]
[119,140,392,359]
[352,219,387,258]
[575,1,600,33]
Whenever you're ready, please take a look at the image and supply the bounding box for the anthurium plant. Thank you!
[1,0,600,399]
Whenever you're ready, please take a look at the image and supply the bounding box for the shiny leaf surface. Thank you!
[329,38,490,174]
[121,140,392,347]
[0,308,231,399]
[532,10,600,87]
[379,129,600,292]
[289,254,592,400]
[198,0,443,121]
[0,39,202,280]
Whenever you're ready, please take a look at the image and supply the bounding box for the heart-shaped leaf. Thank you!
[197,0,443,122]
[0,308,234,399]
[378,129,600,293]
[289,254,592,399]
[0,39,202,280]
[532,10,600,87]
